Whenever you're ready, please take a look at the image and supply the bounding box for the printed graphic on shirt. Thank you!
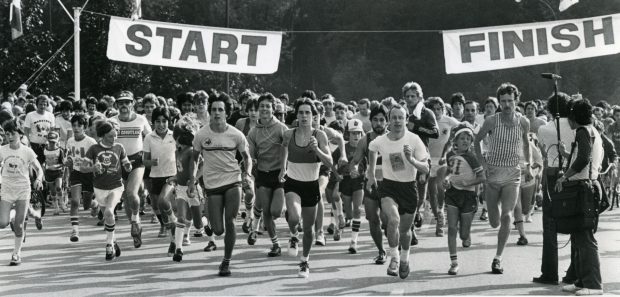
[95,150,120,174]
[389,152,405,172]
[117,127,142,139]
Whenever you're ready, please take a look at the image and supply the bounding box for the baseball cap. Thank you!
[47,131,60,142]
[117,90,134,102]
[347,119,364,133]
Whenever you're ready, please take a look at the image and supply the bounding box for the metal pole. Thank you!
[226,0,230,94]
[74,7,81,102]
[553,80,563,171]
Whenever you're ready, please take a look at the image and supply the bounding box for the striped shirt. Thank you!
[286,128,321,182]
[111,114,152,156]
[485,113,523,167]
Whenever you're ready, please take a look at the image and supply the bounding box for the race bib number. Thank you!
[389,152,405,172]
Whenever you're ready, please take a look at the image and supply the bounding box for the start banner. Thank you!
[443,13,619,74]
[107,17,283,74]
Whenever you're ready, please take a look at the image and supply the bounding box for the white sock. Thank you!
[184,224,190,236]
[14,234,24,255]
[175,224,184,249]
[388,247,400,262]
[300,255,309,262]
[401,249,410,263]
[106,231,114,245]
[494,255,502,261]
[351,232,359,242]
[131,213,139,223]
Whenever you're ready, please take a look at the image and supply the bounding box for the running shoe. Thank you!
[298,261,310,278]
[268,245,281,257]
[9,253,21,266]
[242,218,251,234]
[90,202,98,217]
[288,237,299,257]
[462,236,471,248]
[105,244,115,261]
[348,241,358,254]
[562,284,583,293]
[337,214,346,229]
[448,263,459,275]
[532,275,559,285]
[387,258,399,276]
[435,226,444,237]
[218,260,231,277]
[414,212,423,228]
[168,242,176,257]
[480,209,488,221]
[296,223,303,233]
[315,232,326,246]
[131,222,142,248]
[575,288,603,296]
[399,261,410,279]
[204,241,217,252]
[525,214,533,223]
[410,230,418,246]
[517,236,528,246]
[333,228,343,241]
[247,231,258,245]
[70,229,79,242]
[204,223,214,237]
[345,219,351,228]
[374,251,387,265]
[182,234,191,246]
[34,217,43,230]
[158,225,168,238]
[327,223,335,235]
[173,248,183,262]
[96,219,104,227]
[194,228,204,237]
[114,241,121,257]
[491,259,503,274]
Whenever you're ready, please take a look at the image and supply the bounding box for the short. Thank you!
[205,182,241,197]
[255,169,283,189]
[364,180,383,201]
[445,187,478,214]
[175,185,201,207]
[151,176,173,195]
[94,186,124,209]
[339,176,364,196]
[1,185,31,204]
[122,152,144,180]
[69,170,94,192]
[378,179,418,215]
[44,169,63,183]
[284,177,321,207]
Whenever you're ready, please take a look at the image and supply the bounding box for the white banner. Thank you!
[443,14,619,74]
[107,17,283,74]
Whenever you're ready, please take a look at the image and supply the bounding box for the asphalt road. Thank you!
[1,204,619,296]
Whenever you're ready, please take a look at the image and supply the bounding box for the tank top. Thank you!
[287,128,320,182]
[486,113,523,167]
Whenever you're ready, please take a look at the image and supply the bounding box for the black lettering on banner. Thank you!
[503,30,535,59]
[488,32,501,60]
[459,33,485,63]
[241,35,267,66]
[180,30,207,62]
[583,17,614,48]
[126,24,152,57]
[156,27,183,59]
[551,23,580,53]
[536,28,549,55]
[212,33,238,65]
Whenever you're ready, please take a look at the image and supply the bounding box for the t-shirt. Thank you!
[24,111,55,144]
[368,131,428,182]
[428,116,460,160]
[66,135,97,172]
[175,146,193,186]
[537,118,575,168]
[447,150,483,192]
[192,124,248,189]
[85,143,129,190]
[0,145,38,188]
[55,114,73,148]
[111,114,152,156]
[44,147,64,171]
[143,130,177,178]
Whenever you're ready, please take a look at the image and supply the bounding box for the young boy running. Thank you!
[44,131,65,216]
[443,124,485,275]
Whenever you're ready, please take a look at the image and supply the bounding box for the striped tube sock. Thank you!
[252,206,262,231]
[104,224,115,244]
[271,235,279,247]
[351,219,361,242]
[450,254,458,265]
[70,216,79,232]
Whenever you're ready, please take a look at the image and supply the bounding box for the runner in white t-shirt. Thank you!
[23,95,56,165]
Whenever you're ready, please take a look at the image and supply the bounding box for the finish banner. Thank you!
[107,17,283,74]
[443,13,618,74]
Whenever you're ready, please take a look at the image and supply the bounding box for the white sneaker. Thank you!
[288,237,299,257]
[562,284,583,293]
[575,288,603,296]
[297,261,309,278]
[448,263,459,275]
[182,234,191,246]
[525,214,532,223]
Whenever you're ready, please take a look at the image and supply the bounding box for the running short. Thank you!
[255,169,283,189]
[445,187,478,214]
[151,176,172,195]
[339,176,364,196]
[175,185,201,207]
[378,179,418,215]
[205,182,241,197]
[94,186,124,208]
[364,180,383,201]
[284,177,321,207]
[44,169,63,183]
[122,152,144,180]
[69,170,94,192]
[1,185,31,204]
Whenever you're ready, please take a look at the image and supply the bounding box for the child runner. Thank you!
[44,131,65,216]
[443,124,485,275]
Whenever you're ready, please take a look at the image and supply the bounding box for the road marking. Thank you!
[390,289,405,295]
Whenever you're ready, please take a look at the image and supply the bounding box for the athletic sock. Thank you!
[271,235,279,247]
[351,219,361,242]
[494,255,502,261]
[401,248,410,263]
[291,230,299,240]
[388,247,400,263]
[222,258,231,265]
[184,224,190,236]
[300,255,309,262]
[450,254,458,265]
[14,234,24,255]
[131,213,139,223]
[70,216,79,232]
[104,224,115,245]
[175,223,185,249]
[252,206,262,231]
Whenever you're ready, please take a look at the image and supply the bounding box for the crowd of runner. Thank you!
[0,81,610,294]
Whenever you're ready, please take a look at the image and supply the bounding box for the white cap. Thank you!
[347,119,364,133]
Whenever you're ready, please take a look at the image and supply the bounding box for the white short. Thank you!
[175,185,201,207]
[1,185,31,204]
[94,186,124,208]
